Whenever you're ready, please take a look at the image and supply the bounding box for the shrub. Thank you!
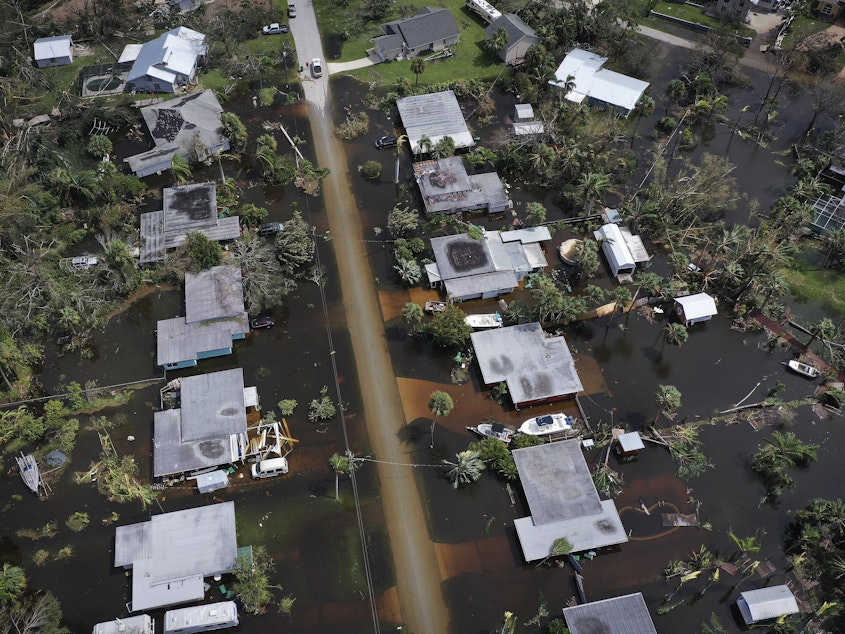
[66,512,89,532]
[361,160,382,182]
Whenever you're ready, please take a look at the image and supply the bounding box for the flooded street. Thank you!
[3,26,845,634]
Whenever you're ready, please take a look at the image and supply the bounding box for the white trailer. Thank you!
[93,615,155,634]
[163,602,238,634]
[466,0,502,24]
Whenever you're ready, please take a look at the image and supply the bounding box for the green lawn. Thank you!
[313,0,506,84]
[641,0,755,39]
[782,243,845,316]
[781,15,830,50]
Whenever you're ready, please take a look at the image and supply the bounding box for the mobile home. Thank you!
[164,602,238,634]
[466,0,502,24]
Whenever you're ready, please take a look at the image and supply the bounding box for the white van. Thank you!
[251,456,289,478]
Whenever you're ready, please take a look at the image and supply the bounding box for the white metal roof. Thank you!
[33,35,72,61]
[594,223,635,272]
[514,103,534,120]
[674,293,717,321]
[618,431,644,452]
[396,91,474,153]
[92,614,154,634]
[737,586,799,624]
[128,27,206,84]
[550,48,649,114]
[164,601,238,633]
[499,226,552,244]
[563,593,656,634]
[118,43,143,64]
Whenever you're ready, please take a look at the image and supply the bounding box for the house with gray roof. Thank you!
[153,368,254,478]
[140,182,241,263]
[396,90,475,154]
[512,441,627,562]
[126,89,229,177]
[114,501,239,611]
[371,7,459,61]
[126,27,206,93]
[484,14,540,65]
[426,228,549,302]
[562,593,657,634]
[413,157,508,215]
[156,265,248,369]
[471,322,582,408]
[33,35,73,68]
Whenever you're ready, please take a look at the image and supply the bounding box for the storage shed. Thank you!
[594,223,636,277]
[736,585,799,625]
[33,35,73,67]
[674,292,717,326]
[617,431,644,457]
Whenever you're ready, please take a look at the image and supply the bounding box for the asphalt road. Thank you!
[289,2,450,633]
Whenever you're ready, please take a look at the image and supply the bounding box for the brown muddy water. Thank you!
[3,46,843,634]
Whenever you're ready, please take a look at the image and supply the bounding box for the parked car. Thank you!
[258,222,284,236]
[262,23,289,35]
[287,3,296,17]
[311,58,322,78]
[71,256,98,270]
[251,315,275,329]
[375,135,398,149]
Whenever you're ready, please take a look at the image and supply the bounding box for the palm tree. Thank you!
[536,536,573,567]
[394,259,422,285]
[806,317,836,351]
[394,134,408,184]
[410,56,426,86]
[665,78,687,114]
[329,452,352,501]
[580,171,611,216]
[630,95,655,146]
[484,27,509,59]
[428,390,454,448]
[822,228,845,268]
[654,385,682,425]
[416,134,432,157]
[0,563,26,604]
[170,154,192,186]
[443,450,485,488]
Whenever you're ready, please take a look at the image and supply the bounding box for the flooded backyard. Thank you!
[3,37,844,634]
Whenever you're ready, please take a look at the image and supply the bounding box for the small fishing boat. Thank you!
[518,412,575,436]
[17,453,42,495]
[464,313,503,329]
[424,301,447,313]
[466,422,516,444]
[785,359,820,379]
[558,239,583,265]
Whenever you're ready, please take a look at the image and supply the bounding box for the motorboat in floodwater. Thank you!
[518,413,575,436]
[466,422,516,444]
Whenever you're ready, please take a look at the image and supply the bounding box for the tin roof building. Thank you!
[153,368,253,478]
[737,586,799,625]
[673,292,717,327]
[156,265,248,369]
[396,90,475,154]
[471,322,582,408]
[92,615,154,634]
[512,440,627,562]
[33,35,73,68]
[562,593,657,634]
[114,501,239,612]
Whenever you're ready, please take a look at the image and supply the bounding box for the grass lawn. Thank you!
[312,0,507,84]
[640,0,755,39]
[781,243,845,316]
[781,15,831,50]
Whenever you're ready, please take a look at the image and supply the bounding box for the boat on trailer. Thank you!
[518,413,575,436]
[466,422,516,443]
[465,313,503,329]
[17,453,43,495]
[785,359,820,379]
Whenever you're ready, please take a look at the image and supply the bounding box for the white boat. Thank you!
[17,453,42,495]
[466,422,516,443]
[786,359,820,379]
[518,413,575,436]
[465,313,503,329]
[558,239,583,265]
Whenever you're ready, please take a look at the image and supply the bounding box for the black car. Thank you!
[251,315,275,329]
[258,222,284,236]
[374,135,398,149]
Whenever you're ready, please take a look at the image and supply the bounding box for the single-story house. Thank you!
[512,103,545,137]
[426,227,549,302]
[156,265,248,369]
[153,368,255,478]
[593,223,650,279]
[126,89,230,177]
[512,441,626,562]
[114,501,239,611]
[549,48,650,118]
[371,7,459,62]
[736,585,799,625]
[562,593,657,634]
[413,157,509,215]
[396,90,475,154]
[33,35,73,68]
[140,182,241,263]
[126,26,206,93]
[471,322,582,408]
[484,13,540,66]
[674,292,718,326]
